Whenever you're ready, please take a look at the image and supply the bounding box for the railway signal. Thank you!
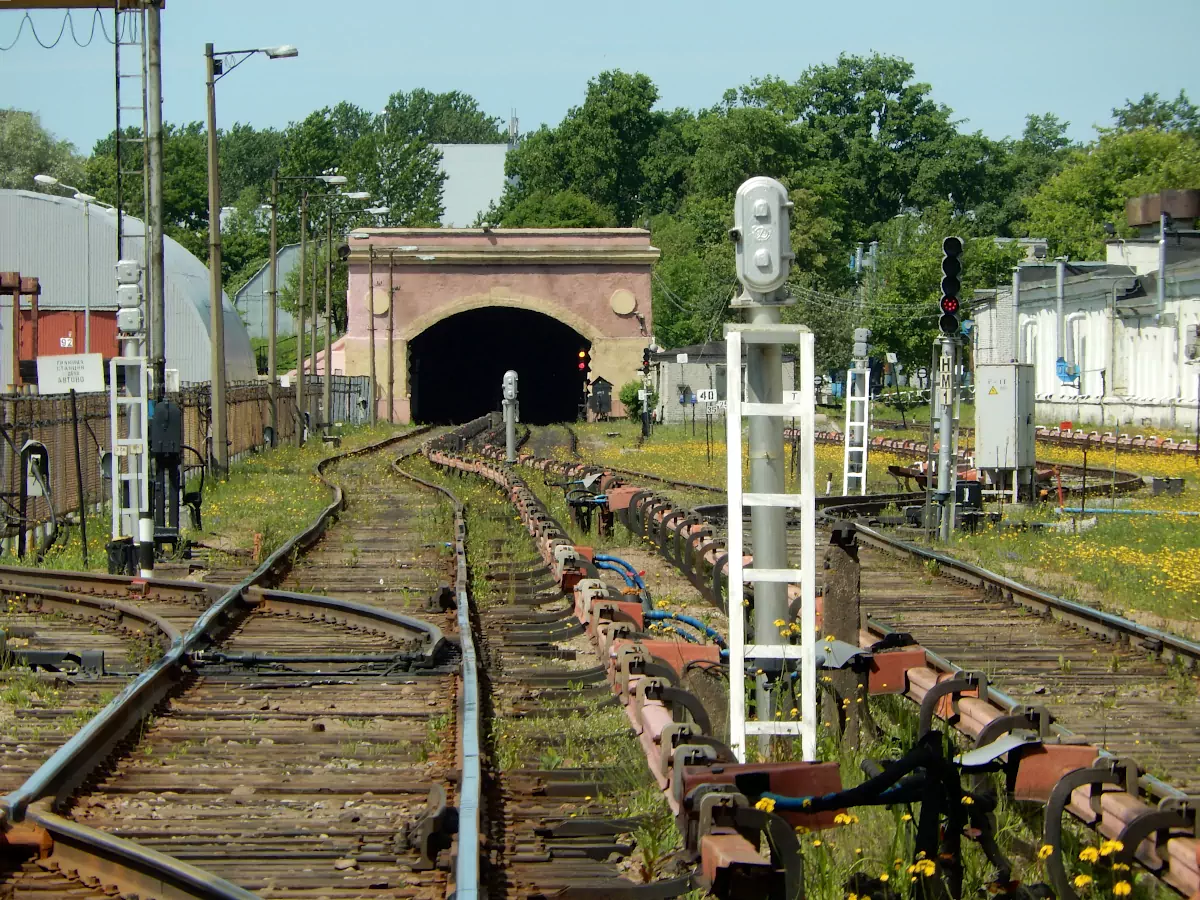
[578,348,590,375]
[642,347,651,375]
[939,236,963,336]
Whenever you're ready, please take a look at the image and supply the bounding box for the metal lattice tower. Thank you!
[842,366,870,495]
[725,326,817,762]
[110,1,150,547]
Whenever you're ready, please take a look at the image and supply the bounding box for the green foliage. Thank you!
[867,203,1024,369]
[0,108,84,190]
[1111,90,1198,135]
[501,190,616,227]
[1022,128,1200,259]
[380,88,506,143]
[619,380,656,420]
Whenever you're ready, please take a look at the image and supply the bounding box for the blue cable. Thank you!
[645,610,727,648]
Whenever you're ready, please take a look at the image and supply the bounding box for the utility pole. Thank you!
[324,209,333,432]
[387,251,395,424]
[640,347,651,438]
[368,247,377,425]
[146,1,165,398]
[295,191,307,444]
[267,172,279,445]
[204,43,227,475]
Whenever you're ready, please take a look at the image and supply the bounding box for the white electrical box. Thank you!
[975,363,1035,469]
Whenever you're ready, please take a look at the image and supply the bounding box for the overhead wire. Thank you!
[0,8,121,52]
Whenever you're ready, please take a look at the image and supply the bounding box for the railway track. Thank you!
[501,423,1200,899]
[0,427,482,899]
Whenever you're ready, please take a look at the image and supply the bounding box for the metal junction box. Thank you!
[975,363,1035,469]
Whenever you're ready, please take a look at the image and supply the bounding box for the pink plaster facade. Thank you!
[342,229,658,421]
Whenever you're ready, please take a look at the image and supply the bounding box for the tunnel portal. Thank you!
[409,306,590,424]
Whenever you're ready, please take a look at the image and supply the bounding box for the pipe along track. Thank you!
[484,426,1199,900]
[0,426,500,899]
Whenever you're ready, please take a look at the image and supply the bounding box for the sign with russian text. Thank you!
[36,353,104,395]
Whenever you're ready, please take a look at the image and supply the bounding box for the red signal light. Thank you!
[578,361,586,370]
[939,296,959,314]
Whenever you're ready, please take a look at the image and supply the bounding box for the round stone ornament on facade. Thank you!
[369,287,391,316]
[610,289,637,316]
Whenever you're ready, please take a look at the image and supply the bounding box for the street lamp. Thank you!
[265,172,347,446]
[205,41,297,475]
[34,175,99,352]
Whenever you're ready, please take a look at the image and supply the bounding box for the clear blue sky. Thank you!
[3,0,1199,153]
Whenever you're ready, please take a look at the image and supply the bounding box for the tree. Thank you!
[1022,128,1200,259]
[343,129,444,227]
[500,190,616,227]
[497,70,663,225]
[1111,91,1198,136]
[618,379,656,421]
[867,203,1023,369]
[687,107,806,200]
[0,109,84,190]
[380,88,506,143]
[221,123,285,202]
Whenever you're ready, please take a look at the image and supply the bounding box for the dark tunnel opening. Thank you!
[409,306,590,424]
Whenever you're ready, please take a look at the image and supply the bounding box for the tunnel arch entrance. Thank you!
[409,306,591,424]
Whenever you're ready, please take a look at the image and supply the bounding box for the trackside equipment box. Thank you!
[975,363,1035,469]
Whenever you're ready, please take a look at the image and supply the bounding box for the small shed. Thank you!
[652,341,796,425]
[0,189,257,389]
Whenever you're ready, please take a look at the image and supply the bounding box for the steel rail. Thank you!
[0,426,433,898]
[390,449,482,900]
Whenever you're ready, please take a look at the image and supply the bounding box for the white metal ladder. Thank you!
[110,356,149,540]
[725,325,816,762]
[842,366,870,495]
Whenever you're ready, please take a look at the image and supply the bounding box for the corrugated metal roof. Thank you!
[0,189,257,383]
[433,144,509,228]
[233,243,299,340]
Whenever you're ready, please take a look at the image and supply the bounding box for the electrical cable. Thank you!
[0,9,115,52]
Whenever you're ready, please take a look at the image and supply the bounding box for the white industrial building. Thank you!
[0,189,258,386]
[651,342,796,425]
[974,191,1200,430]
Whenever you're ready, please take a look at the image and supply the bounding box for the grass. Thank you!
[571,422,1200,631]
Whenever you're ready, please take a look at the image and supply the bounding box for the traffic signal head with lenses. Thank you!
[642,347,651,374]
[578,348,590,374]
[939,236,963,336]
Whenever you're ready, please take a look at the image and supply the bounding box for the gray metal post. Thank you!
[205,43,227,475]
[146,1,165,397]
[1158,212,1168,316]
[1011,266,1022,362]
[1055,258,1066,363]
[502,370,518,463]
[83,199,91,353]
[267,172,278,445]
[729,177,794,748]
[936,337,956,541]
[295,192,307,444]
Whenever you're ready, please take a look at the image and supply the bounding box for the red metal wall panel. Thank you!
[19,310,120,359]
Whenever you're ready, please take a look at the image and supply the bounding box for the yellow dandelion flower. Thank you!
[1099,840,1124,857]
[901,813,913,822]
[1111,864,1130,872]
[812,839,822,847]
[961,795,974,805]
[1037,844,1054,860]
[1112,882,1131,897]
[1079,847,1100,863]
[774,618,787,627]
[847,894,858,900]
[878,874,889,883]
[754,797,776,813]
[1073,875,1093,889]
[833,812,854,825]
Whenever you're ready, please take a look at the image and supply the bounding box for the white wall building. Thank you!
[974,237,1200,430]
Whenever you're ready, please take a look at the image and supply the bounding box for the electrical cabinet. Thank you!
[975,363,1035,469]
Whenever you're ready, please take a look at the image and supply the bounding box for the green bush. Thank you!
[618,379,657,421]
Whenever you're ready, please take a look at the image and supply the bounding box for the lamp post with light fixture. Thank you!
[354,207,388,425]
[33,174,101,353]
[205,41,297,474]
